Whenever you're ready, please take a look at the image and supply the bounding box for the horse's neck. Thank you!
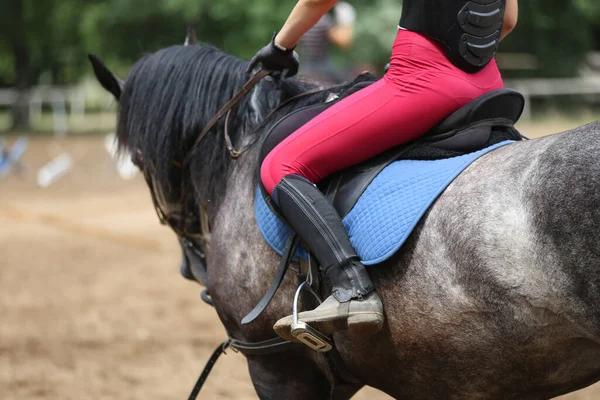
[209,152,260,272]
[206,150,290,338]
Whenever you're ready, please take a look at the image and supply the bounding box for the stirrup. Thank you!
[291,281,333,352]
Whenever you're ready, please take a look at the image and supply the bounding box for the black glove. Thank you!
[247,34,299,78]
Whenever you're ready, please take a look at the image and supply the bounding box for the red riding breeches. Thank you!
[261,29,504,195]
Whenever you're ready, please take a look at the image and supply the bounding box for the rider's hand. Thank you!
[247,34,299,79]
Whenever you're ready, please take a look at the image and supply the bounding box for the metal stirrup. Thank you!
[290,281,333,352]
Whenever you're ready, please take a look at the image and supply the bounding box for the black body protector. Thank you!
[400,0,506,73]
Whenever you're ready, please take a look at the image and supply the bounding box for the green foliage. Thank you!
[349,0,402,69]
[0,0,599,88]
[81,0,296,63]
[501,0,594,78]
[0,43,15,85]
[575,0,600,20]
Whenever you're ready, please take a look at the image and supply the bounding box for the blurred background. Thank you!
[1,1,599,399]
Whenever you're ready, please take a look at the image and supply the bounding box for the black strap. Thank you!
[186,69,270,159]
[197,289,302,355]
[187,339,231,400]
[241,235,300,324]
[200,289,213,306]
[230,336,301,355]
[327,346,361,385]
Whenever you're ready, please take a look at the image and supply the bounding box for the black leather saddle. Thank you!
[259,80,525,219]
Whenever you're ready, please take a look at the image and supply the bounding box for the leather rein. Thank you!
[186,69,270,161]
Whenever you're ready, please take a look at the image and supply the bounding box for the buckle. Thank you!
[291,321,332,352]
[290,282,333,352]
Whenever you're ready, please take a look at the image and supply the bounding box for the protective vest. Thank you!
[400,0,506,73]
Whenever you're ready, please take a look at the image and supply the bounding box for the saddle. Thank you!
[258,77,525,221]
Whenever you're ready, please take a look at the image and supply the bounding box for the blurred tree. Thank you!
[500,0,595,78]
[575,0,600,51]
[0,0,599,131]
[1,0,32,130]
[80,0,295,69]
[575,0,600,20]
[348,0,401,73]
[0,0,97,130]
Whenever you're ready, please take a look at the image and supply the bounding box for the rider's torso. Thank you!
[399,0,506,73]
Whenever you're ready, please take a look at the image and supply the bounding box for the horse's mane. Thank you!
[116,44,370,205]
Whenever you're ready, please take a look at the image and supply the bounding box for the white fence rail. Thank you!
[0,86,85,136]
[2,78,600,132]
[506,77,600,120]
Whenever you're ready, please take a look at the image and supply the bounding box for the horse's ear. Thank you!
[88,54,124,101]
[184,25,197,46]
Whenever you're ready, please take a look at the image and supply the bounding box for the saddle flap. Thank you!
[429,124,492,152]
[259,73,377,166]
[428,88,525,136]
[259,103,331,164]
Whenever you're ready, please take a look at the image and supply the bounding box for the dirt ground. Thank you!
[1,118,599,399]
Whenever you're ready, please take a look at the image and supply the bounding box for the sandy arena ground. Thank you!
[1,118,599,399]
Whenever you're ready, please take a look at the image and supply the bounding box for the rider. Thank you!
[249,0,519,340]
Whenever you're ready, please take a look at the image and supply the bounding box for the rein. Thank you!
[187,336,301,400]
[184,69,336,163]
[185,69,270,161]
[140,68,335,249]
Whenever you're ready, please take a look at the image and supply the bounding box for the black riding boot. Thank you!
[272,175,384,340]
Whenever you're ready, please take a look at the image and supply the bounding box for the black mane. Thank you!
[116,44,370,205]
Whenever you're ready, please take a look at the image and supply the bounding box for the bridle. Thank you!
[133,68,357,399]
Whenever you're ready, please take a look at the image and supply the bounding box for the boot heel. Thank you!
[347,293,385,336]
[347,313,384,336]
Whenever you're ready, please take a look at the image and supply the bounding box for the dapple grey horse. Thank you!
[90,39,600,399]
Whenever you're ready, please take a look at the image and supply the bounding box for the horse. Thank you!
[89,38,600,399]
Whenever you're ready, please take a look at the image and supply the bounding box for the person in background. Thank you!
[298,1,355,84]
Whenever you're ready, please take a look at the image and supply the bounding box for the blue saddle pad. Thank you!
[255,141,513,265]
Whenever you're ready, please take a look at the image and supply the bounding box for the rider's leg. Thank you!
[261,30,503,339]
[273,174,383,337]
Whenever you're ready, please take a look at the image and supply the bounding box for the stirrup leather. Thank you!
[290,282,333,352]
